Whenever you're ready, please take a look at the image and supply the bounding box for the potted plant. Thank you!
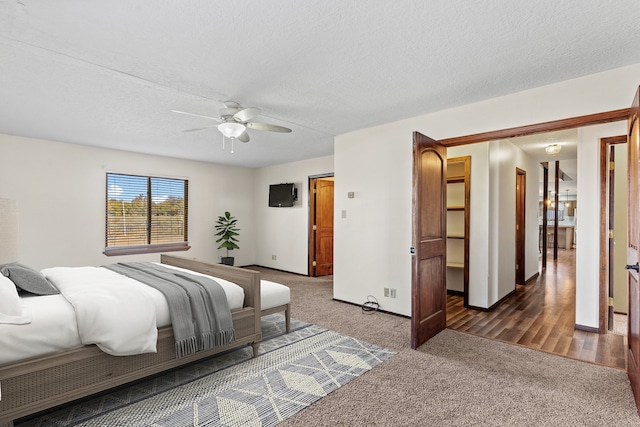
[215,211,240,266]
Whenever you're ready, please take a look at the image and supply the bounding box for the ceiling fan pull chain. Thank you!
[231,138,235,154]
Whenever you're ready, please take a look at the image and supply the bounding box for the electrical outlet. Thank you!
[384,287,389,297]
[272,255,277,260]
[390,288,396,298]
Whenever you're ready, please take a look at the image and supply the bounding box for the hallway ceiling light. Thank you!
[545,143,562,155]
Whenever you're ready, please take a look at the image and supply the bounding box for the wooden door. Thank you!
[411,132,447,349]
[516,168,526,286]
[627,86,640,412]
[309,177,334,276]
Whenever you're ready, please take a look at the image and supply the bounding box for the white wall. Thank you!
[0,134,256,270]
[334,62,640,323]
[517,143,542,284]
[613,143,629,314]
[575,121,627,328]
[334,124,413,315]
[490,139,541,304]
[253,156,334,275]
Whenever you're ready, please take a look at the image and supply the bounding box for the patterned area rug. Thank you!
[17,314,395,427]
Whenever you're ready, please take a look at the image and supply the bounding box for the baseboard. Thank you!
[467,288,518,312]
[332,297,411,319]
[244,265,310,277]
[525,272,539,285]
[575,324,599,333]
[446,289,465,296]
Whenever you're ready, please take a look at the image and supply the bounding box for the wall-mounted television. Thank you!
[269,183,297,207]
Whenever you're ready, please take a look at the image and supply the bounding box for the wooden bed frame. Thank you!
[0,255,262,427]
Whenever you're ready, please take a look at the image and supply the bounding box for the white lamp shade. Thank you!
[545,144,562,155]
[218,122,246,139]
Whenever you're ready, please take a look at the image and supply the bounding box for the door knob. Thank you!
[626,263,640,272]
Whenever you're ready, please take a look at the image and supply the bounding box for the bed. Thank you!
[0,254,262,427]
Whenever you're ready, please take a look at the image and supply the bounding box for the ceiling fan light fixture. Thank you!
[218,122,246,139]
[545,143,562,155]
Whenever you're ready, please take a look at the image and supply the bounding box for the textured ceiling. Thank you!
[1,1,639,168]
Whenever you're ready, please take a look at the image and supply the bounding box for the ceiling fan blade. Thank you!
[234,107,261,122]
[238,130,250,143]
[246,122,292,133]
[172,110,220,121]
[182,125,218,133]
[223,101,241,109]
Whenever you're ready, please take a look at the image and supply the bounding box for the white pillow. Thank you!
[0,275,31,324]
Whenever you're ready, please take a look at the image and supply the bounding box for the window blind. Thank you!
[105,173,188,254]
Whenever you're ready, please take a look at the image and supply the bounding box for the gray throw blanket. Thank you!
[104,262,235,357]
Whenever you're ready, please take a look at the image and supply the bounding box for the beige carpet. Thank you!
[248,266,640,426]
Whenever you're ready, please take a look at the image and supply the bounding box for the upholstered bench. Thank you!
[260,280,291,333]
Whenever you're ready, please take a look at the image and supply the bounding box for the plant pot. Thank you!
[220,257,235,266]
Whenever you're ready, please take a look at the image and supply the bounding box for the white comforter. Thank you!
[42,267,158,356]
[0,264,245,365]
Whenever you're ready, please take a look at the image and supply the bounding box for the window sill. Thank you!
[103,243,191,257]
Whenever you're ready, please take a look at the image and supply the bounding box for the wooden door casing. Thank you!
[411,132,447,349]
[516,168,526,286]
[308,177,334,277]
[315,179,334,276]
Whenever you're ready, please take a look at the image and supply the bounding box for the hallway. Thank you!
[446,248,627,370]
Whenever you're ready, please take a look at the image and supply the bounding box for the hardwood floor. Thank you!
[446,248,628,370]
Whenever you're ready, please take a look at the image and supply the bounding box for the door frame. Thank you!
[438,108,628,334]
[308,173,334,277]
[600,135,627,332]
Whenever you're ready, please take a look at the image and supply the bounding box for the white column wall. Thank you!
[492,141,515,303]
[613,144,629,314]
[514,141,542,283]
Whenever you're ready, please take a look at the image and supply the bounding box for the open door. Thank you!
[627,86,640,412]
[411,132,447,349]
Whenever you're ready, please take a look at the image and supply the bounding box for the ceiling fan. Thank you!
[172,101,292,143]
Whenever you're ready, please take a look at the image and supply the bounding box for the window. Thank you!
[105,173,189,256]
